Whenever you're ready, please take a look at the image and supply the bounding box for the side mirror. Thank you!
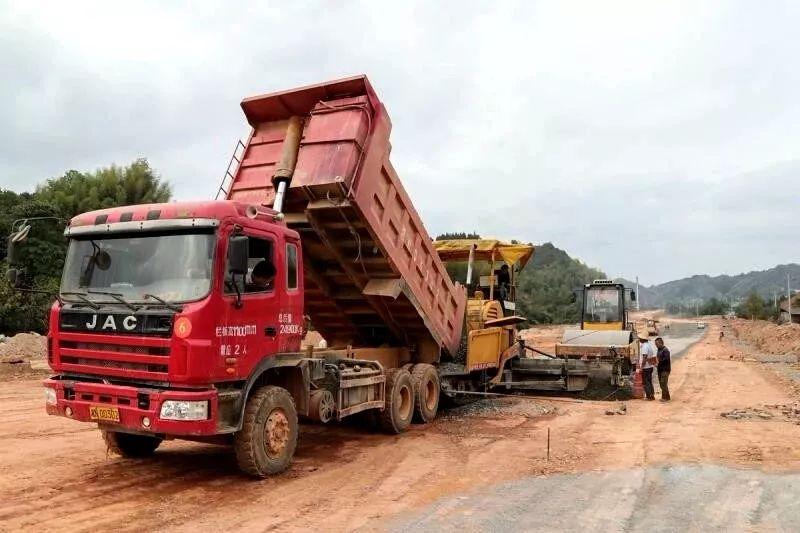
[7,222,31,266]
[6,237,19,265]
[228,235,249,275]
[631,290,637,302]
[94,250,111,271]
[6,268,23,289]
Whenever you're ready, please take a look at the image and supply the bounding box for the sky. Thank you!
[1,1,799,285]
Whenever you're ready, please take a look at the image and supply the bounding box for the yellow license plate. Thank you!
[90,405,120,422]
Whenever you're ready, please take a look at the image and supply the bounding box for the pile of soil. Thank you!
[0,332,47,364]
[733,319,800,357]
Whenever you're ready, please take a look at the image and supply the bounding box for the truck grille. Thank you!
[57,333,171,381]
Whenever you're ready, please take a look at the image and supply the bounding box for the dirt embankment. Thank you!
[732,319,800,357]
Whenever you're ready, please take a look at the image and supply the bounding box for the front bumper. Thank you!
[43,377,219,436]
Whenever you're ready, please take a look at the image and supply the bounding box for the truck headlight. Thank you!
[44,387,57,405]
[159,400,208,421]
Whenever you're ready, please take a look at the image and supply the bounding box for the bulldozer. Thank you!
[555,280,640,387]
[433,239,590,393]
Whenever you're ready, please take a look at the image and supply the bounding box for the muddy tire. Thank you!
[411,363,440,423]
[102,430,161,458]
[234,385,298,478]
[379,368,415,434]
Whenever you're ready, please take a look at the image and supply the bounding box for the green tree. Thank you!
[738,292,768,320]
[700,297,728,316]
[36,158,171,219]
[1,159,173,334]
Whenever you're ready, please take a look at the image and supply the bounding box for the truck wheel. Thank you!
[234,385,298,477]
[379,368,415,434]
[411,364,440,423]
[102,430,161,458]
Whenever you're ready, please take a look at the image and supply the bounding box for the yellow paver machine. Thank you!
[434,239,591,393]
[556,280,640,387]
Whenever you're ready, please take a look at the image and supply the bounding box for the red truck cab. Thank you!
[43,201,320,467]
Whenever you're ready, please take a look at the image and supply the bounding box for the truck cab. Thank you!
[37,202,328,466]
[54,201,303,388]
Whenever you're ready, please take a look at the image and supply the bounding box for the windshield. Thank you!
[61,231,215,304]
[584,287,621,323]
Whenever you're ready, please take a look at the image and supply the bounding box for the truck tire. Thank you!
[102,430,161,458]
[379,368,415,434]
[411,363,440,423]
[234,385,298,477]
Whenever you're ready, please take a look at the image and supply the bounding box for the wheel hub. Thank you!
[398,386,412,420]
[425,379,437,410]
[264,409,290,456]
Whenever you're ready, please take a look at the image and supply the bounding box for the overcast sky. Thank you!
[2,1,799,284]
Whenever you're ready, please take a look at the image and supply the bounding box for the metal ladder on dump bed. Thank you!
[215,140,246,200]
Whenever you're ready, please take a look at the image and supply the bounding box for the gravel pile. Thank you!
[720,407,774,420]
[441,396,556,420]
[722,404,800,424]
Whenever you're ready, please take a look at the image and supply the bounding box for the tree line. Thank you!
[0,159,171,333]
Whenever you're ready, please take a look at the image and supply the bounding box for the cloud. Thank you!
[1,0,799,284]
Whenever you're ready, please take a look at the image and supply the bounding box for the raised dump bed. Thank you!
[226,76,466,361]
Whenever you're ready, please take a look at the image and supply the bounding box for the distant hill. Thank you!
[633,264,800,309]
[614,277,658,309]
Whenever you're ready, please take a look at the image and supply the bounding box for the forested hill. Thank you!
[515,242,605,323]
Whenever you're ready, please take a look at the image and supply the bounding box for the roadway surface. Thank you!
[1,319,799,531]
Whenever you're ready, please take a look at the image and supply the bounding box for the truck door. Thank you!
[279,237,303,352]
[220,230,282,378]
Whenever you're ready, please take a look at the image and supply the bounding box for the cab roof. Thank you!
[68,200,279,228]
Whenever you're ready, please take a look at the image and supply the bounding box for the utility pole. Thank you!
[788,273,793,324]
[635,276,640,311]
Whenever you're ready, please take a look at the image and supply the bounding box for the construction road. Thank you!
[2,319,800,532]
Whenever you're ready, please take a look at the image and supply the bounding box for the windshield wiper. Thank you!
[86,290,139,312]
[143,293,182,312]
[61,291,100,310]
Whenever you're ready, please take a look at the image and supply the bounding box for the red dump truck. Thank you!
[9,76,469,476]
